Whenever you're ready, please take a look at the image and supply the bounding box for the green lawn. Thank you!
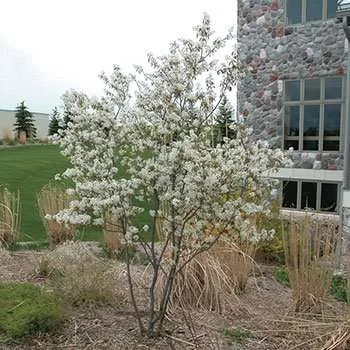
[0,145,71,241]
[0,144,151,242]
[0,145,105,242]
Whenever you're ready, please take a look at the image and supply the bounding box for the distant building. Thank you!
[0,109,49,140]
[238,0,344,218]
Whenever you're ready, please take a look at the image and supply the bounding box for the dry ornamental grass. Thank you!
[156,239,256,313]
[0,187,20,246]
[102,212,124,255]
[37,241,126,306]
[282,215,339,313]
[37,184,76,247]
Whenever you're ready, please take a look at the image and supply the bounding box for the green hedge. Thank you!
[0,282,64,343]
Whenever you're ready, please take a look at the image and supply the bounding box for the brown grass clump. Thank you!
[103,213,124,256]
[0,247,13,275]
[282,215,339,313]
[0,247,15,281]
[157,240,256,312]
[321,319,350,350]
[37,241,125,306]
[36,241,99,276]
[2,128,14,144]
[54,262,125,306]
[37,184,76,247]
[262,314,350,350]
[0,187,20,246]
[0,247,12,264]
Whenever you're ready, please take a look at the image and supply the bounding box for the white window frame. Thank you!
[283,77,344,152]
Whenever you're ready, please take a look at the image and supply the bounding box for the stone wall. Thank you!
[238,0,346,170]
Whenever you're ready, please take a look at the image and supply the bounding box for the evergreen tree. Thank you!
[13,101,37,139]
[213,96,235,144]
[48,107,61,136]
[62,109,73,130]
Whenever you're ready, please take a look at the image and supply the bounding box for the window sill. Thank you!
[280,208,340,221]
[283,149,341,153]
[266,168,343,181]
[285,18,337,27]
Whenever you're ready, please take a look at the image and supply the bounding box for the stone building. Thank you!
[238,0,346,217]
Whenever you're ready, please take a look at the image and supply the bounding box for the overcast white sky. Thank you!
[0,0,237,113]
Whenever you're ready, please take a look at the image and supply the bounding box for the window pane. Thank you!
[284,140,299,150]
[321,183,338,212]
[301,182,317,210]
[305,79,320,100]
[285,106,300,136]
[327,0,338,18]
[306,0,323,21]
[325,77,342,99]
[285,80,300,101]
[303,140,319,150]
[324,104,341,136]
[323,140,339,151]
[287,0,302,24]
[283,181,298,208]
[304,105,320,136]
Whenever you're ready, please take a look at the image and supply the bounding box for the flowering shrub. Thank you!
[51,15,287,336]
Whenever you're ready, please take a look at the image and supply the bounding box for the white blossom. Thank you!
[52,14,288,249]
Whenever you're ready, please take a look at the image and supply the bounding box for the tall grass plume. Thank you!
[282,215,339,313]
[156,239,256,312]
[37,184,75,247]
[0,187,20,246]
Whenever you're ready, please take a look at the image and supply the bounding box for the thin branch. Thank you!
[122,216,145,335]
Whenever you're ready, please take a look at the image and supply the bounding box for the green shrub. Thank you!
[0,282,63,343]
[9,240,49,251]
[330,274,349,303]
[256,232,284,264]
[274,267,290,287]
[255,204,285,264]
[222,327,253,345]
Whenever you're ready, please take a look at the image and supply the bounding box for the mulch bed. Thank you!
[1,249,350,350]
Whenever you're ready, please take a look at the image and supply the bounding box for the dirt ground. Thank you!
[1,250,350,350]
